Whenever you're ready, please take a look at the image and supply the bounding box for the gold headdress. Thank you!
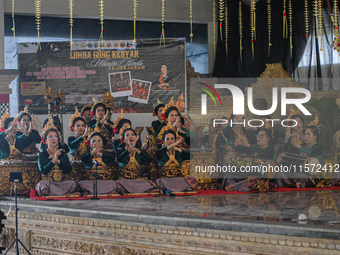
[86,123,101,145]
[112,109,125,134]
[158,122,175,142]
[308,115,319,127]
[41,115,57,141]
[69,107,81,131]
[119,125,131,140]
[0,109,10,132]
[287,107,301,120]
[16,105,29,120]
[160,97,175,121]
[16,105,41,133]
[102,92,115,110]
[153,98,164,117]
[90,97,99,116]
[81,103,93,117]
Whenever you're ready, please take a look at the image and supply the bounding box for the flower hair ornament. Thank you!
[153,98,163,117]
[90,97,99,117]
[69,107,81,132]
[112,109,124,134]
[41,115,58,143]
[0,109,10,133]
[81,103,93,117]
[158,122,179,144]
[160,97,175,121]
[85,123,101,146]
[119,125,132,144]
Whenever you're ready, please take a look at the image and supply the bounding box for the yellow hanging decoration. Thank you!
[160,0,165,46]
[11,0,15,41]
[225,0,228,57]
[133,0,137,42]
[318,0,323,51]
[69,0,73,51]
[289,0,293,58]
[250,0,256,59]
[213,0,216,56]
[267,0,272,57]
[305,0,309,42]
[331,0,340,56]
[239,0,243,63]
[99,0,104,43]
[218,0,224,41]
[334,0,338,36]
[314,0,319,39]
[189,0,193,42]
[283,0,288,39]
[35,0,41,50]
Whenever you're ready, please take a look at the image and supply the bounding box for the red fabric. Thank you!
[29,186,340,201]
[0,94,9,104]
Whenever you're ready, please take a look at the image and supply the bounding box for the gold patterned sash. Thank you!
[119,151,141,179]
[72,140,87,161]
[161,152,182,178]
[42,164,65,182]
[5,136,22,159]
[86,158,111,180]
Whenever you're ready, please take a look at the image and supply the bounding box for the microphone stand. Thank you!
[4,182,32,255]
[90,159,99,200]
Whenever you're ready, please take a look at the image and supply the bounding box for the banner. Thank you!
[18,38,186,114]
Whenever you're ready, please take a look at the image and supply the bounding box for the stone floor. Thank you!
[1,189,340,240]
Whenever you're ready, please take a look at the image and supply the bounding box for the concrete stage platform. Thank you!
[1,190,340,254]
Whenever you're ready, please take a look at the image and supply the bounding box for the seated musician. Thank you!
[87,101,114,149]
[40,116,70,153]
[283,114,305,154]
[35,127,78,196]
[0,114,33,160]
[67,108,89,161]
[16,107,41,154]
[221,128,275,192]
[160,99,196,148]
[151,99,165,136]
[222,113,257,152]
[80,104,93,125]
[78,129,120,195]
[112,111,132,153]
[156,130,199,192]
[116,128,157,194]
[277,120,324,188]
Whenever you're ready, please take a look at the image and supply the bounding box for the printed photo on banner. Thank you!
[109,71,132,97]
[128,79,152,104]
[157,64,172,90]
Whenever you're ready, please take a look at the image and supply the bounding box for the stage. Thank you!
[1,190,340,254]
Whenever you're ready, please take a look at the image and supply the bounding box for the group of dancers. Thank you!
[216,110,340,192]
[1,96,340,197]
[0,97,198,197]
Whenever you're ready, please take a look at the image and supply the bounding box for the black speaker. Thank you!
[9,171,23,183]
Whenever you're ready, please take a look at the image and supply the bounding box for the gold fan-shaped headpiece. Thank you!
[41,115,57,139]
[287,107,301,120]
[69,107,81,131]
[160,97,175,121]
[0,109,11,132]
[112,109,125,134]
